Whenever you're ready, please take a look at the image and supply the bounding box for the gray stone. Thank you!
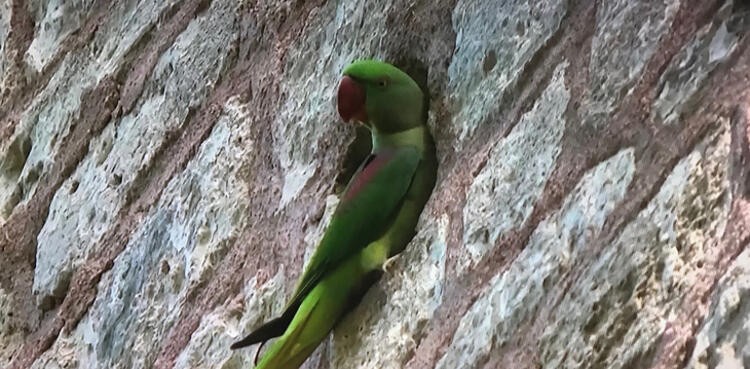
[439,148,635,369]
[653,2,742,126]
[687,248,750,369]
[539,120,731,369]
[448,0,566,142]
[0,0,10,78]
[588,0,680,125]
[32,0,237,310]
[461,63,568,268]
[25,0,97,71]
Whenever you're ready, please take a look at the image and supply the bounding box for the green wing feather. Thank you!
[254,254,381,369]
[230,146,422,350]
[284,146,421,312]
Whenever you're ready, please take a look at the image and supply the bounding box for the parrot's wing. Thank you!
[230,146,421,350]
[287,146,421,313]
[252,268,383,368]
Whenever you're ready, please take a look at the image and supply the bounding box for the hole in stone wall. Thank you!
[729,0,750,33]
[2,187,22,219]
[483,50,498,75]
[1,133,32,178]
[38,272,72,313]
[70,179,80,194]
[335,125,372,193]
[111,173,123,186]
[24,162,42,187]
[516,20,526,35]
[733,0,750,12]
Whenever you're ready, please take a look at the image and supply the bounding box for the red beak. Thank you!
[337,76,367,123]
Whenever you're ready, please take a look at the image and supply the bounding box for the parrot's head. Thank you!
[337,60,424,133]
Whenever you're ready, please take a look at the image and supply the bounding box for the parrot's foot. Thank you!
[382,256,399,274]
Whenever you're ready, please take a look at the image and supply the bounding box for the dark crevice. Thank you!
[729,106,750,199]
[196,0,213,17]
[482,50,497,75]
[335,125,372,194]
[1,133,32,178]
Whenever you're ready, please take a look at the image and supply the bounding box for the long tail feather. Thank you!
[255,295,324,369]
[230,306,297,349]
[254,265,384,369]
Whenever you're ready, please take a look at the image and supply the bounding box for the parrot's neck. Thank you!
[371,126,426,153]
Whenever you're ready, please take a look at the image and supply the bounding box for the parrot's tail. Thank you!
[254,266,383,369]
[254,296,325,369]
[230,308,296,350]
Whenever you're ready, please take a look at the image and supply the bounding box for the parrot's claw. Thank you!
[382,257,398,274]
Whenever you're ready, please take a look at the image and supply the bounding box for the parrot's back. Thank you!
[246,133,436,369]
[231,59,437,369]
[380,127,437,257]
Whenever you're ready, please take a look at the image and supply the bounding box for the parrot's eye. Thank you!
[376,78,389,88]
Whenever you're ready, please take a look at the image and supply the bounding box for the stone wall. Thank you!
[0,1,748,368]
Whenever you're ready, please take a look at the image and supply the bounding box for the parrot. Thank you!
[230,59,438,369]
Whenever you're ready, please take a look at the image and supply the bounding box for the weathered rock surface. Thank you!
[0,1,748,369]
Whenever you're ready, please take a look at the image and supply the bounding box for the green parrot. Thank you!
[230,59,438,369]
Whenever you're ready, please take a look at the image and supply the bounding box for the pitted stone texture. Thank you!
[0,56,90,222]
[31,96,254,369]
[539,122,731,369]
[0,0,182,223]
[174,272,288,369]
[0,287,22,368]
[24,0,97,71]
[89,0,182,79]
[461,63,568,268]
[448,0,566,142]
[652,3,743,126]
[32,0,237,309]
[437,148,636,369]
[588,0,680,125]
[686,248,750,369]
[0,0,10,78]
